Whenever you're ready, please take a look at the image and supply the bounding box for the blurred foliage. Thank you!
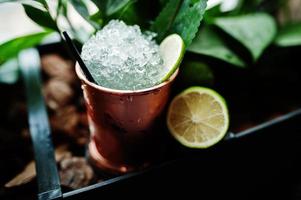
[151,0,207,46]
[275,23,301,47]
[0,0,301,84]
[178,61,214,87]
[23,3,58,31]
[0,31,52,65]
[0,58,19,84]
[213,13,276,61]
[188,26,245,67]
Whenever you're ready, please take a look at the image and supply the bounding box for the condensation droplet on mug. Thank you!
[127,96,133,102]
[119,97,125,104]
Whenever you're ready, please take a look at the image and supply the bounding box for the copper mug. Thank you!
[76,63,178,173]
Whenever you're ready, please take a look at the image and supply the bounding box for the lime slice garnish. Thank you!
[159,34,185,82]
[167,87,230,148]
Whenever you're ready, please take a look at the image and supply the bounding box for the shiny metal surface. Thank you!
[76,63,178,173]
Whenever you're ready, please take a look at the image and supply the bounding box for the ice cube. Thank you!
[81,20,165,90]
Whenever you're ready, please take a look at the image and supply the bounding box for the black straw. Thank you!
[62,31,96,83]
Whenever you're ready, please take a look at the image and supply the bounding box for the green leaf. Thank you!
[70,0,89,17]
[0,31,51,65]
[151,0,208,46]
[214,13,277,61]
[91,0,132,16]
[0,0,23,2]
[22,4,58,31]
[234,0,281,14]
[151,0,182,42]
[89,11,103,28]
[0,58,19,84]
[0,0,46,9]
[69,0,101,29]
[275,23,301,47]
[106,0,157,28]
[0,0,16,2]
[0,0,45,4]
[179,61,214,86]
[90,0,101,10]
[113,0,141,26]
[204,3,223,23]
[105,0,132,16]
[35,0,48,8]
[172,0,207,46]
[188,26,245,67]
[159,0,170,7]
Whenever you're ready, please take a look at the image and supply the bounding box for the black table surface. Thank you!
[61,115,301,200]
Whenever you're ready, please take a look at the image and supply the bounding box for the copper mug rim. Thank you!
[75,63,179,95]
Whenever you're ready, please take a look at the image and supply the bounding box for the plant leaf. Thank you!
[0,0,25,2]
[0,0,17,2]
[90,0,101,10]
[89,11,103,28]
[69,0,101,29]
[22,4,58,31]
[91,0,132,16]
[107,0,156,28]
[179,61,214,86]
[0,58,19,84]
[113,0,141,26]
[35,0,48,8]
[151,0,182,42]
[172,0,207,46]
[159,0,170,7]
[0,31,52,65]
[213,13,277,61]
[105,0,132,16]
[70,0,89,18]
[275,23,301,47]
[188,26,245,67]
[204,3,223,23]
[151,0,207,46]
[0,0,46,9]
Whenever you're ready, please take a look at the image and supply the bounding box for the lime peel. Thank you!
[167,86,229,149]
[159,34,185,83]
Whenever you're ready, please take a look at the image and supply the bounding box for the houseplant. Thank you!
[1,0,301,199]
[0,0,301,85]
